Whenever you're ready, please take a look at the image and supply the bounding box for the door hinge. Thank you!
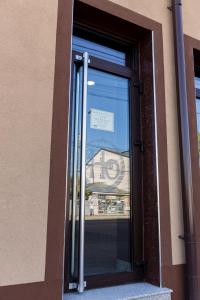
[133,81,143,95]
[134,140,144,153]
[69,281,87,290]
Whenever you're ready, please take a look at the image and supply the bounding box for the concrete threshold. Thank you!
[63,283,172,300]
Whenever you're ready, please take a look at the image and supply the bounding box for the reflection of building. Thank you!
[85,149,130,216]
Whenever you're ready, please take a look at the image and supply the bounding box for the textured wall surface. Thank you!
[183,0,200,40]
[0,0,58,285]
[108,0,185,265]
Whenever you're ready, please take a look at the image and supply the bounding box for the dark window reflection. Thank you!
[195,77,200,163]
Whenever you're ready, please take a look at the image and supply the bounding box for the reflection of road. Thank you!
[84,219,131,276]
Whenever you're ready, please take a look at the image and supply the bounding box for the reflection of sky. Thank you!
[86,68,130,160]
[196,99,200,133]
[195,77,200,134]
[195,77,200,89]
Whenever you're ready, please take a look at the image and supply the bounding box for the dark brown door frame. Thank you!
[62,0,172,291]
[0,1,173,299]
[64,42,143,290]
[72,7,171,288]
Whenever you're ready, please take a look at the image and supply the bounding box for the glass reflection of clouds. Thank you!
[86,69,129,161]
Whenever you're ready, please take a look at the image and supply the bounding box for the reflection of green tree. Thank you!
[85,190,92,200]
[69,175,92,200]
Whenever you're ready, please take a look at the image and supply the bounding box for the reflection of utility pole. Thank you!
[92,159,94,184]
[87,158,95,184]
[77,133,81,168]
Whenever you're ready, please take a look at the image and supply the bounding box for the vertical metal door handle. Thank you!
[78,52,89,293]
[71,68,80,277]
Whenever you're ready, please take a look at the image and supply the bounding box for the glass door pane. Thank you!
[85,68,132,276]
[68,55,134,292]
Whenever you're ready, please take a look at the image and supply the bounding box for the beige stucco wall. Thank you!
[183,0,200,41]
[109,0,185,266]
[0,0,58,285]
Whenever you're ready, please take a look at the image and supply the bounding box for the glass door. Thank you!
[65,35,143,293]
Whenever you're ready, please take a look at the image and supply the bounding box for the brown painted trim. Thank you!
[171,264,186,300]
[0,281,61,300]
[79,0,161,31]
[43,5,75,300]
[184,34,200,294]
[0,0,173,299]
[162,264,186,300]
[45,0,74,283]
[185,35,200,196]
[153,26,173,285]
[185,35,200,177]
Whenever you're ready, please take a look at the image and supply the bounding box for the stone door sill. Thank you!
[63,282,172,300]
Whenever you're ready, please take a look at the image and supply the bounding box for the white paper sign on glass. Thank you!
[90,108,114,132]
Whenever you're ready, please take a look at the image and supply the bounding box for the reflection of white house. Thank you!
[86,148,130,191]
[85,148,130,216]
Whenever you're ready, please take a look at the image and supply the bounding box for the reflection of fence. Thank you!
[86,192,130,217]
[99,198,124,215]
